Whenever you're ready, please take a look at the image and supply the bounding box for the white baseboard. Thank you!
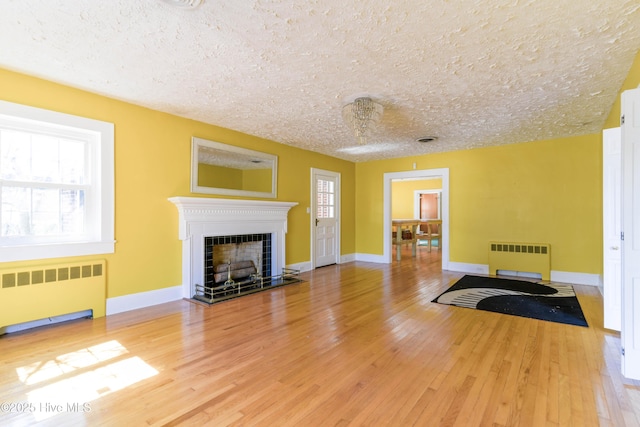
[445,263,601,286]
[446,262,489,275]
[286,257,602,288]
[106,285,182,316]
[3,286,184,332]
[340,253,356,264]
[355,253,387,263]
[286,261,313,273]
[550,271,602,287]
[286,255,356,272]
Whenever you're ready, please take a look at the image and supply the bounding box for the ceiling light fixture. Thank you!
[160,0,203,9]
[342,97,383,145]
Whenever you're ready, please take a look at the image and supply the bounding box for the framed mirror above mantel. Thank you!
[191,137,278,198]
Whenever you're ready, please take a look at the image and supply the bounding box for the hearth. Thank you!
[194,232,301,303]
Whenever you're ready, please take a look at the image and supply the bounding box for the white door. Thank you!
[621,88,640,379]
[312,169,340,268]
[603,127,622,331]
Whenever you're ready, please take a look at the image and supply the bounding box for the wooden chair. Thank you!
[419,220,441,252]
[427,220,441,252]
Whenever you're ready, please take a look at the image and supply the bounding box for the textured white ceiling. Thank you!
[0,0,638,162]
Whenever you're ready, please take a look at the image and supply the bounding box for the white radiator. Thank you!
[0,260,106,331]
[488,242,551,280]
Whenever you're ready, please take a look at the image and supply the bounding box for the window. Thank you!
[0,101,114,262]
[316,178,335,219]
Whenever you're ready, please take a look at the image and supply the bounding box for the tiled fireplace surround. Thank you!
[169,197,297,299]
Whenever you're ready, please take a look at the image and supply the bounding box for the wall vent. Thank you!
[490,243,549,255]
[1,263,103,289]
[488,242,551,280]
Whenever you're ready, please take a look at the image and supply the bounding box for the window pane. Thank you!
[1,187,31,236]
[31,134,60,183]
[61,189,84,234]
[1,130,86,184]
[0,130,31,180]
[59,140,86,184]
[1,187,85,237]
[31,188,60,235]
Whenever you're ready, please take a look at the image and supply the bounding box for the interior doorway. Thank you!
[383,168,450,268]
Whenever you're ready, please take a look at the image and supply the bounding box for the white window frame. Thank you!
[0,100,114,262]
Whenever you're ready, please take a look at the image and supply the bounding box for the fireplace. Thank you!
[168,197,297,299]
[205,233,272,286]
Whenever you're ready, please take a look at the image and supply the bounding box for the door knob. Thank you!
[611,246,619,250]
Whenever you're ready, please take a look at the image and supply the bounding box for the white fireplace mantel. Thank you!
[169,197,298,298]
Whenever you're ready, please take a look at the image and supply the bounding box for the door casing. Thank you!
[383,168,450,267]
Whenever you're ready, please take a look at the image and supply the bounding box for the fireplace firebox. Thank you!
[205,233,272,287]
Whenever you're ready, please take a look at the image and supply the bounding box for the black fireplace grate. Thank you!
[204,234,272,288]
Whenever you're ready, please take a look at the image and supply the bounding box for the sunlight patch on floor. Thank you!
[17,340,128,386]
[14,340,158,422]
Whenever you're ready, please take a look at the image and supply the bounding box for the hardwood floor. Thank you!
[1,246,639,426]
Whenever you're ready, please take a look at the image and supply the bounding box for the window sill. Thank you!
[0,241,115,263]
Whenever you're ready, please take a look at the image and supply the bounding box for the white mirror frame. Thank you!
[190,137,278,198]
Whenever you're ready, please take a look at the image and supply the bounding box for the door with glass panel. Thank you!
[312,169,339,268]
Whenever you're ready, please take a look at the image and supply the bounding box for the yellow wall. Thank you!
[356,134,602,274]
[0,68,355,298]
[391,179,442,218]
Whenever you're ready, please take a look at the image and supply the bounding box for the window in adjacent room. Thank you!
[0,101,114,262]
